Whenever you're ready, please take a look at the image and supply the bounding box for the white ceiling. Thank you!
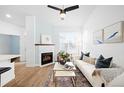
[0,5,96,27]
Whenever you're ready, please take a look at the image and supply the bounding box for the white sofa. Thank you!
[74,56,124,87]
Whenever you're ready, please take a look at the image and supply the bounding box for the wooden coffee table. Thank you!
[53,62,76,87]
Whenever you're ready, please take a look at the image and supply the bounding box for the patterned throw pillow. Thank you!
[83,55,96,65]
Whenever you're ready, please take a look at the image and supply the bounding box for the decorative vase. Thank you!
[59,60,66,65]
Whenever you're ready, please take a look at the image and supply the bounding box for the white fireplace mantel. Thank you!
[35,44,54,66]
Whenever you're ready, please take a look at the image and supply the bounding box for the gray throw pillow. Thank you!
[95,55,113,68]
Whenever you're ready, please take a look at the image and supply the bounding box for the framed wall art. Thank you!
[104,21,123,43]
[40,34,52,44]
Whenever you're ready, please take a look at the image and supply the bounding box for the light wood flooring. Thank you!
[4,63,53,87]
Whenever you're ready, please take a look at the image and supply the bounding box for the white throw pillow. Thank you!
[108,72,124,87]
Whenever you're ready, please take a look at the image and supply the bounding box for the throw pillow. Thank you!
[95,55,113,68]
[83,55,90,62]
[80,52,90,60]
[95,55,105,65]
[83,55,96,65]
[90,57,96,65]
[98,55,104,60]
[95,55,113,67]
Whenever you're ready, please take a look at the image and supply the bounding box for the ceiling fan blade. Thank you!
[47,5,62,11]
[64,5,79,12]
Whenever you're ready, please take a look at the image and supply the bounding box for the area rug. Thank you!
[43,67,92,87]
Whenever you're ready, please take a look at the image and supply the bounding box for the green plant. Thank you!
[58,51,70,62]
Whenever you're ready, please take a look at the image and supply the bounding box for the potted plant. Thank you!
[57,51,70,65]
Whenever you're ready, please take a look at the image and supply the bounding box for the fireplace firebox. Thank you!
[41,52,53,65]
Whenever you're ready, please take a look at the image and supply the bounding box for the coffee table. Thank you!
[53,62,76,87]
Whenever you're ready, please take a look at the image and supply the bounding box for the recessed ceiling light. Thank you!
[5,14,12,18]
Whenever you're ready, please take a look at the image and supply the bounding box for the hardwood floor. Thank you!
[4,63,53,87]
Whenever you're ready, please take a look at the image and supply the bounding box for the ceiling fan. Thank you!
[47,5,79,20]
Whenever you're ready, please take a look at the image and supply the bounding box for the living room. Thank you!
[0,3,124,89]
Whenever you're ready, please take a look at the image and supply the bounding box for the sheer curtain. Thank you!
[59,31,81,55]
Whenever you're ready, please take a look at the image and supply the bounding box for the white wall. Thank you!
[0,20,22,35]
[82,6,124,67]
[20,32,26,62]
[25,16,36,66]
[35,16,54,44]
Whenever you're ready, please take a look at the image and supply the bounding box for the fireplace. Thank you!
[41,52,53,65]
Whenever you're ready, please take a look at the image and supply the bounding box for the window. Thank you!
[59,31,81,55]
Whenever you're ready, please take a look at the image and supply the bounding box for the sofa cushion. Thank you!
[80,52,90,60]
[0,67,11,74]
[75,60,95,76]
[95,55,104,65]
[83,56,96,65]
[95,55,113,68]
